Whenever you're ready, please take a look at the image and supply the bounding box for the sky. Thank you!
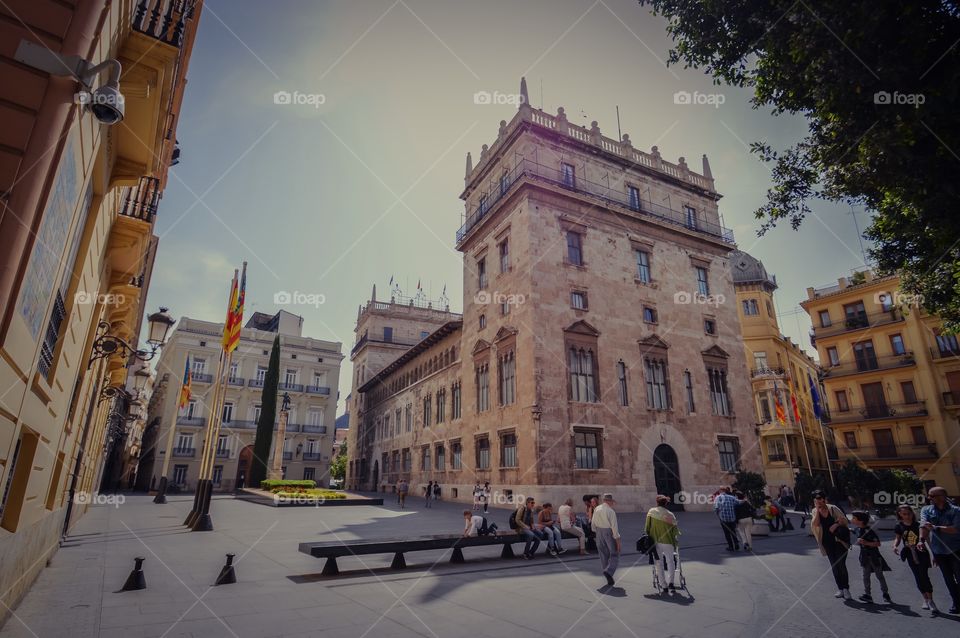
[142,0,874,416]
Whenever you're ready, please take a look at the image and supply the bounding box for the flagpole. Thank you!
[153,366,186,504]
[184,349,225,526]
[192,349,231,532]
[818,415,836,487]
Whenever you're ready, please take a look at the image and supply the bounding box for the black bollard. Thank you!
[154,476,168,504]
[191,481,214,531]
[214,553,236,585]
[121,557,146,591]
[184,480,203,526]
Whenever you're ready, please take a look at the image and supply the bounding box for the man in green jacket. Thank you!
[645,495,681,593]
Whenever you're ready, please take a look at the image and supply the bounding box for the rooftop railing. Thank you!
[132,0,195,48]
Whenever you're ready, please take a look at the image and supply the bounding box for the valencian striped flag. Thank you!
[790,381,802,423]
[221,271,238,351]
[773,380,787,425]
[225,262,247,353]
[178,356,192,409]
[807,372,822,419]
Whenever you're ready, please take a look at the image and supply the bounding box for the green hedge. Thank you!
[259,479,316,490]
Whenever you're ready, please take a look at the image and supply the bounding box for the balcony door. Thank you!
[872,428,897,458]
[844,301,868,329]
[853,340,878,371]
[861,382,888,418]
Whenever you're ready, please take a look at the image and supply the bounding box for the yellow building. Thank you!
[0,0,202,620]
[732,251,835,490]
[802,269,960,494]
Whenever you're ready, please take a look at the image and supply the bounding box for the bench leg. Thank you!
[450,547,465,564]
[321,557,339,576]
[390,552,407,570]
[500,543,515,559]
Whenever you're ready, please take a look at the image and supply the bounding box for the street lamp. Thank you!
[89,307,174,368]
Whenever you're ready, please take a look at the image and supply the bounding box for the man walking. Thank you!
[919,486,960,614]
[713,486,741,551]
[398,479,408,509]
[592,493,621,587]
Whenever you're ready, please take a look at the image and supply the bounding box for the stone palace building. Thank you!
[347,79,762,510]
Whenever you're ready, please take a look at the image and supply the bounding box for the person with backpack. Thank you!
[463,510,497,537]
[512,497,541,559]
[424,481,433,508]
[734,491,755,551]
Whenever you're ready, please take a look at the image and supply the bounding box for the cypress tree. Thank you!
[249,335,280,487]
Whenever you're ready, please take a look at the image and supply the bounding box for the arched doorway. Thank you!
[653,444,684,511]
[371,460,379,492]
[235,445,254,490]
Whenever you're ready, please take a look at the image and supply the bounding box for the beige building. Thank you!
[143,310,343,491]
[802,269,960,493]
[0,0,201,620]
[348,80,762,511]
[731,251,835,490]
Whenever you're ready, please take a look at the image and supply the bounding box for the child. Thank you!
[851,511,892,604]
[463,510,497,537]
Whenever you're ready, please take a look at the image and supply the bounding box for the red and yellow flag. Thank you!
[773,381,787,425]
[178,356,192,409]
[225,262,246,353]
[790,385,802,424]
[221,271,238,351]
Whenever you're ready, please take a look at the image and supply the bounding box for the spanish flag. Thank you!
[225,262,246,353]
[773,380,787,426]
[221,271,238,351]
[178,356,192,409]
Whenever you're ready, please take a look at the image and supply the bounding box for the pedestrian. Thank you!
[433,482,440,501]
[463,510,496,537]
[396,479,402,504]
[537,502,564,556]
[424,481,433,508]
[851,511,892,604]
[482,481,491,513]
[592,493,621,587]
[472,482,482,511]
[762,496,780,532]
[713,487,741,551]
[559,498,588,555]
[893,504,937,613]
[919,486,960,614]
[734,490,755,551]
[398,479,408,509]
[645,495,681,594]
[810,489,852,600]
[512,497,541,559]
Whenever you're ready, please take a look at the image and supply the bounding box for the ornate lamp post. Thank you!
[88,307,175,368]
[269,393,291,480]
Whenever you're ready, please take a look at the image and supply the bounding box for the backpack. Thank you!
[509,507,523,530]
[770,505,779,516]
[636,533,655,554]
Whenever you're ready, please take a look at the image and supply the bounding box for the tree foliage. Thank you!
[733,470,767,509]
[638,0,960,330]
[330,440,347,482]
[249,335,280,488]
[836,460,879,507]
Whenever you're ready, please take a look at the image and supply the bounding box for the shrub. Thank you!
[732,470,766,512]
[260,479,316,491]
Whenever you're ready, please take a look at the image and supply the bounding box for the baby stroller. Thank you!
[637,534,687,596]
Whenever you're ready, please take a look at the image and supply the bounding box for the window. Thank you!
[695,267,710,296]
[420,331,429,339]
[436,446,445,471]
[818,310,832,327]
[684,205,698,229]
[402,449,412,472]
[285,369,298,386]
[753,351,769,370]
[561,162,575,187]
[684,370,695,412]
[451,441,462,469]
[717,437,740,472]
[843,301,868,328]
[742,299,759,316]
[573,429,601,469]
[901,381,918,404]
[635,249,651,283]
[452,382,462,419]
[421,446,431,471]
[568,346,598,402]
[911,426,928,446]
[476,437,490,470]
[644,357,670,410]
[826,347,840,367]
[499,172,509,195]
[383,327,393,343]
[500,433,518,468]
[571,291,588,310]
[643,306,658,324]
[628,185,640,211]
[936,332,959,355]
[478,194,488,214]
[704,319,717,335]
[853,340,878,371]
[173,465,188,485]
[616,361,629,407]
[498,350,516,406]
[758,392,772,422]
[221,402,234,423]
[175,433,194,452]
[765,300,774,316]
[253,404,262,423]
[566,231,583,266]
[405,404,412,431]
[843,432,858,449]
[228,362,239,382]
[385,414,392,438]
[192,358,206,375]
[216,435,228,456]
[890,334,906,355]
[303,467,315,481]
[423,395,432,427]
[307,410,323,427]
[500,299,510,316]
[477,257,487,289]
[212,465,223,486]
[256,366,267,382]
[436,389,446,423]
[835,390,850,412]
[499,238,510,272]
[707,367,731,416]
[476,363,490,411]
[479,314,486,329]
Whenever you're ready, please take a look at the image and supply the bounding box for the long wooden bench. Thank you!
[298,529,589,576]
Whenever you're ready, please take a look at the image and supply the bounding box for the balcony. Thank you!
[943,392,960,408]
[176,416,205,427]
[827,401,928,425]
[822,352,916,378]
[227,376,245,386]
[767,453,789,463]
[456,158,734,246]
[120,176,160,223]
[306,386,331,395]
[838,443,939,462]
[223,420,256,430]
[248,379,265,388]
[812,308,904,340]
[302,452,323,461]
[302,424,327,434]
[133,0,196,48]
[215,449,230,458]
[191,373,213,383]
[751,366,787,379]
[282,452,293,461]
[279,382,304,393]
[930,345,960,361]
[172,448,195,458]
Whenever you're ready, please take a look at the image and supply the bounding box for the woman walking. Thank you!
[645,495,681,594]
[734,491,754,551]
[810,489,852,599]
[893,504,937,613]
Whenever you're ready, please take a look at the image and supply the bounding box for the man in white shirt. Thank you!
[463,510,497,537]
[559,498,587,555]
[592,493,621,586]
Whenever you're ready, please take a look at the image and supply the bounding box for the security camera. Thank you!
[15,39,125,125]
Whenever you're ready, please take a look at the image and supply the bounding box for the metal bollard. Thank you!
[214,553,237,585]
[120,557,146,591]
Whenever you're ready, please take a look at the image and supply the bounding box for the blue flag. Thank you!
[807,372,822,420]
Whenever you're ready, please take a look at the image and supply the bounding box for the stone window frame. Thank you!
[640,335,671,411]
[498,429,518,468]
[573,426,603,470]
[564,321,601,404]
[475,434,491,470]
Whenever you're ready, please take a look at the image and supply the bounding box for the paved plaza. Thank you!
[2,494,959,638]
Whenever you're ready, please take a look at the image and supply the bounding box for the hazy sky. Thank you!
[143,0,873,414]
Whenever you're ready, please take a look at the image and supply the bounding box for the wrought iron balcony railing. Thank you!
[302,452,323,461]
[302,424,327,434]
[827,401,928,425]
[812,308,904,339]
[837,443,938,462]
[176,416,205,427]
[132,0,196,48]
[172,447,195,457]
[943,391,960,407]
[751,366,787,379]
[822,352,916,378]
[279,382,304,392]
[190,373,213,383]
[306,386,331,395]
